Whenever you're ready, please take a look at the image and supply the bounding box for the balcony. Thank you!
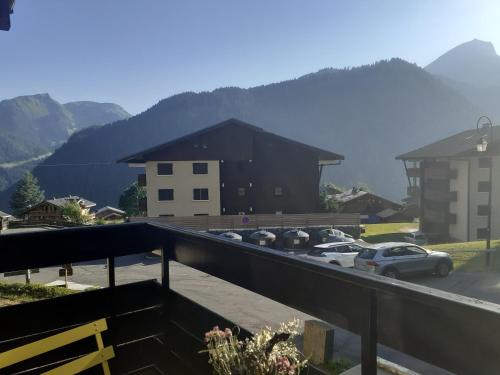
[1,223,500,374]
[423,188,458,202]
[423,209,457,225]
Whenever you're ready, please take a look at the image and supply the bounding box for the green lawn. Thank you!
[361,222,418,243]
[360,223,500,272]
[0,282,75,306]
[428,240,500,272]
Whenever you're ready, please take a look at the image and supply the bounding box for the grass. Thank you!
[360,223,500,272]
[361,222,418,243]
[323,358,352,375]
[0,282,75,306]
[428,240,500,272]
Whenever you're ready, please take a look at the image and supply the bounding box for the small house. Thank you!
[0,210,12,231]
[21,196,96,225]
[95,206,126,221]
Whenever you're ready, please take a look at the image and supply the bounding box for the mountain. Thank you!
[426,39,500,87]
[0,58,478,211]
[63,101,131,130]
[425,39,500,118]
[0,94,130,192]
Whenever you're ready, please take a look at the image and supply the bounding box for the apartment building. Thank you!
[119,118,344,217]
[397,126,500,241]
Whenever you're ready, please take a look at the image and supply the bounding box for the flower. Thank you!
[201,319,307,375]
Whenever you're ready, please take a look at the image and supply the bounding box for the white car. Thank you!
[298,242,365,267]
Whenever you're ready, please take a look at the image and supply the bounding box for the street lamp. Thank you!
[476,116,493,251]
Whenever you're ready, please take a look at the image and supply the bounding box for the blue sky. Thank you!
[1,0,500,114]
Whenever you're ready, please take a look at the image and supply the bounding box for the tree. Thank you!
[10,172,45,216]
[319,191,343,213]
[61,201,93,225]
[119,182,146,217]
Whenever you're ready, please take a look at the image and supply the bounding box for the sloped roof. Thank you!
[46,196,96,208]
[376,208,399,218]
[96,206,125,215]
[118,118,344,163]
[396,126,500,160]
[334,188,368,203]
[0,210,12,218]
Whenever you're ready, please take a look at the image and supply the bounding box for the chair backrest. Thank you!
[0,318,114,375]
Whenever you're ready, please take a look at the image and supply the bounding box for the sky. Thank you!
[1,0,500,114]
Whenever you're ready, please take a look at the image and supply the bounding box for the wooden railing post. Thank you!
[361,289,377,375]
[107,256,115,288]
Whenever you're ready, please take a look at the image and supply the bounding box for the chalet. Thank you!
[119,118,344,217]
[95,206,126,221]
[0,210,12,231]
[21,196,96,225]
[333,187,405,223]
[397,126,500,242]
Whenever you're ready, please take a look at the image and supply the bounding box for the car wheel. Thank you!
[436,262,450,277]
[382,268,399,279]
[329,261,340,266]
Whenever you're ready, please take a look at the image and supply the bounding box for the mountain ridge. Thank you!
[0,94,130,192]
[0,58,479,211]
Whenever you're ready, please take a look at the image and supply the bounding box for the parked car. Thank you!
[354,242,453,279]
[298,242,365,267]
[318,228,355,243]
[403,231,428,245]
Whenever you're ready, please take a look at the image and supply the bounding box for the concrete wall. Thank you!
[450,156,500,241]
[145,161,221,217]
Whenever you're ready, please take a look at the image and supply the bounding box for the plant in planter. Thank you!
[202,319,307,375]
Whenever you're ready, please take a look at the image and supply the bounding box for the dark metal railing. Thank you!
[1,222,500,374]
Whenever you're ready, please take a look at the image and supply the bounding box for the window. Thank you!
[479,158,492,168]
[238,187,246,197]
[157,163,173,175]
[193,188,209,200]
[477,228,489,239]
[348,244,363,253]
[158,189,174,201]
[357,248,377,259]
[193,162,208,174]
[337,245,352,253]
[405,246,427,255]
[383,247,407,257]
[478,181,491,192]
[274,187,283,196]
[477,205,490,216]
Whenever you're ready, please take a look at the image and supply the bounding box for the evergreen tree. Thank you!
[10,172,45,216]
[118,182,146,217]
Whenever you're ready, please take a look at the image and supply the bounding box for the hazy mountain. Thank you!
[0,94,130,192]
[426,39,500,87]
[63,101,131,130]
[425,39,500,118]
[0,58,478,211]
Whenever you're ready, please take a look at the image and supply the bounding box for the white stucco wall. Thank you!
[145,161,221,217]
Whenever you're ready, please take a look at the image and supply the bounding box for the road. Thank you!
[4,251,500,374]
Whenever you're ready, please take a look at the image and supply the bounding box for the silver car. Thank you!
[354,242,453,279]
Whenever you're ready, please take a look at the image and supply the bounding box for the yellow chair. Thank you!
[0,318,115,375]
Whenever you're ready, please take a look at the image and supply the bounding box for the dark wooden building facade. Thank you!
[119,119,344,217]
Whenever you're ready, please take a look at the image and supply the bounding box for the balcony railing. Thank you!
[1,223,500,374]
